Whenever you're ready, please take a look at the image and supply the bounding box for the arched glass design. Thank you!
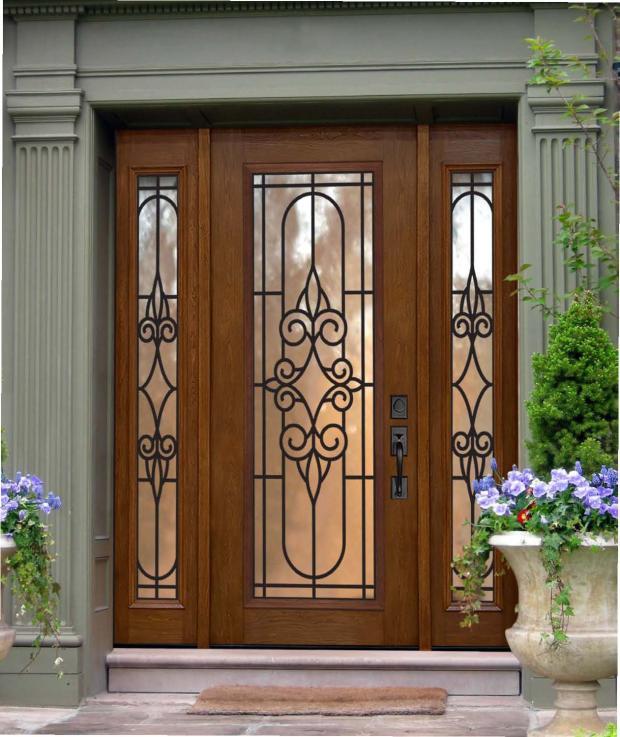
[253,171,375,600]
[136,174,179,600]
[450,171,495,602]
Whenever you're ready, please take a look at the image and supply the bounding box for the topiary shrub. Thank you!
[526,291,618,475]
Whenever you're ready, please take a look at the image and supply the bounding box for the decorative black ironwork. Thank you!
[253,172,375,600]
[450,171,495,598]
[136,175,179,600]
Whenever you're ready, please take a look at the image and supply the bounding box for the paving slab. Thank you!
[0,693,614,736]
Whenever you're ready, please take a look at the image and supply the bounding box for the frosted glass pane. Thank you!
[254,171,375,600]
[136,175,179,601]
[450,171,495,603]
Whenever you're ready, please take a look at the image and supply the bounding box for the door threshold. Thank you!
[107,648,521,696]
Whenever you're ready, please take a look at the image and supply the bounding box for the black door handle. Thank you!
[395,437,404,497]
[390,426,408,499]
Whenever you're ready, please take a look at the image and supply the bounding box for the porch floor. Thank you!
[0,694,615,736]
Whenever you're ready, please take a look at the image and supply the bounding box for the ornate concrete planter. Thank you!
[0,533,16,661]
[491,531,617,737]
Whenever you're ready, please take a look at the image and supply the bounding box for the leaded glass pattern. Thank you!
[450,171,495,602]
[136,175,179,600]
[253,171,375,600]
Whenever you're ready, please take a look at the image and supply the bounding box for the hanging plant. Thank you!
[1,473,63,674]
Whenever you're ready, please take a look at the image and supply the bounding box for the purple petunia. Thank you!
[1,473,61,530]
[476,487,500,510]
[531,478,549,498]
[472,462,618,527]
[491,502,511,516]
[502,478,526,497]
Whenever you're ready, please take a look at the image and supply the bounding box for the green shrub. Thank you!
[526,292,618,475]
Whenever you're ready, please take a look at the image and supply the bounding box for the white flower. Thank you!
[54,657,63,666]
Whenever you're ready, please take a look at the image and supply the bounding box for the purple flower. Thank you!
[608,503,618,519]
[17,476,32,493]
[18,509,27,521]
[46,493,62,510]
[567,470,586,487]
[476,488,500,510]
[479,476,497,492]
[575,461,583,475]
[39,502,51,515]
[600,467,618,489]
[572,484,596,500]
[502,479,526,497]
[490,457,498,473]
[598,485,614,499]
[549,468,570,492]
[491,502,511,516]
[531,478,549,498]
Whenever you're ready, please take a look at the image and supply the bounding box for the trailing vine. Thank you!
[1,473,63,675]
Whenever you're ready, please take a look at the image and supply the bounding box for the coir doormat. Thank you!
[189,685,447,716]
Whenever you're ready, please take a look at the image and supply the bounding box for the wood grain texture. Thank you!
[428,125,518,648]
[209,127,418,647]
[416,125,432,651]
[114,130,199,645]
[114,124,517,649]
[196,129,212,647]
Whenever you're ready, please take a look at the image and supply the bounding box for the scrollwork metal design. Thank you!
[450,172,495,599]
[254,172,375,600]
[136,175,179,600]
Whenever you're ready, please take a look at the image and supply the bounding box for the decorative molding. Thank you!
[75,58,539,81]
[5,1,530,18]
[14,64,78,78]
[6,89,83,140]
[13,629,84,647]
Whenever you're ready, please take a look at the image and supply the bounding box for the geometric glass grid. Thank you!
[136,174,179,600]
[450,171,495,602]
[253,171,376,599]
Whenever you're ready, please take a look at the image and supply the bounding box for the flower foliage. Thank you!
[1,473,63,673]
[452,461,618,648]
[526,293,618,475]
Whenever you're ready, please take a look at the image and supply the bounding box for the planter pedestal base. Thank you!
[529,681,607,737]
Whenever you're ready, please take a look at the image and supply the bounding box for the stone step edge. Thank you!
[107,648,520,671]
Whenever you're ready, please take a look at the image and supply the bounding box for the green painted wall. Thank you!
[1,0,617,709]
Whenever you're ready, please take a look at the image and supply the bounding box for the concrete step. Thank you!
[107,649,521,696]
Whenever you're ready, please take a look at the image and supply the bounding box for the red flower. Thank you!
[517,501,536,525]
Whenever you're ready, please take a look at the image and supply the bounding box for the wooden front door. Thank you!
[114,125,517,648]
[209,128,419,646]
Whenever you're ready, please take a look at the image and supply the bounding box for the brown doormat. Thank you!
[189,685,447,716]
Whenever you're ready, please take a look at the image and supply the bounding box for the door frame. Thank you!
[113,123,517,649]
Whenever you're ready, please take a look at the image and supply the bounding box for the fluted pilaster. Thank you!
[3,15,82,643]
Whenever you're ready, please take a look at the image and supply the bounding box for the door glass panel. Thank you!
[253,171,375,600]
[136,175,178,600]
[450,171,495,602]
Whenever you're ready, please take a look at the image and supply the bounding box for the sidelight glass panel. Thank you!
[136,175,179,600]
[450,171,495,603]
[253,171,375,600]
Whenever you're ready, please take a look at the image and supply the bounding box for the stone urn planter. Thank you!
[491,531,617,737]
[0,533,17,661]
